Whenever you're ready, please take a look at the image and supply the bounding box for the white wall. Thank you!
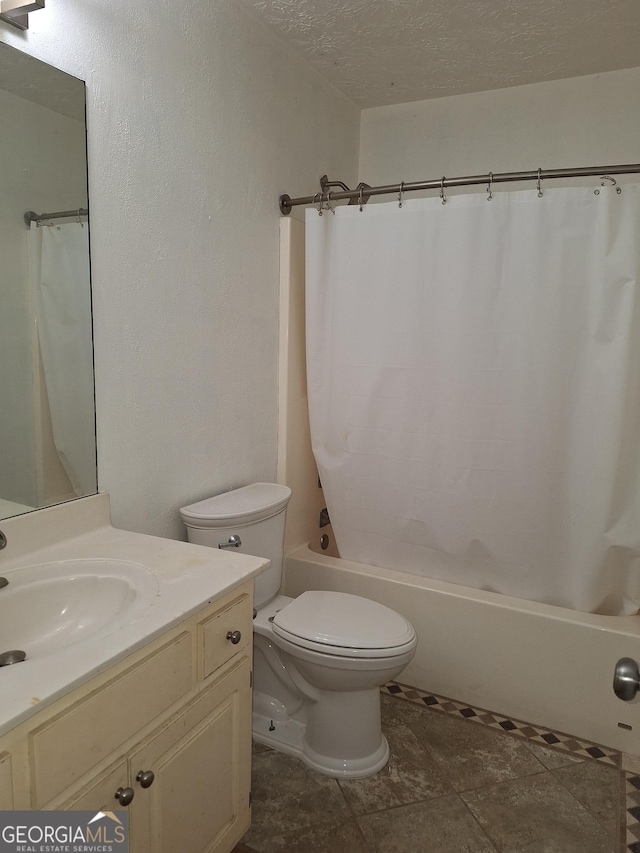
[360,68,640,190]
[0,0,360,537]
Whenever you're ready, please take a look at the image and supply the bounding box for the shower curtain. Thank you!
[305,185,640,615]
[29,221,96,497]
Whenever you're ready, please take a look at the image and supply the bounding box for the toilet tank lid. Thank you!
[273,590,415,650]
[180,483,291,528]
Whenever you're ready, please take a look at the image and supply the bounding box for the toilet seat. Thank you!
[271,591,416,659]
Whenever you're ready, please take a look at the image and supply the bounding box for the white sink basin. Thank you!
[0,559,159,661]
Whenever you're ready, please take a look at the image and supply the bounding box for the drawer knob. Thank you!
[115,786,134,806]
[136,769,155,788]
[226,630,242,645]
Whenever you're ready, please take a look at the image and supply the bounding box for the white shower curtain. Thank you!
[29,221,96,497]
[305,185,640,615]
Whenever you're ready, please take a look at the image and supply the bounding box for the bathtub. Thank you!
[282,536,640,754]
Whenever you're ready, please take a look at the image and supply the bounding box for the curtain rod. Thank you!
[279,163,640,215]
[24,208,88,228]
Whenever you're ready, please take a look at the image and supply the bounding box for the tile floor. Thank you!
[237,683,630,853]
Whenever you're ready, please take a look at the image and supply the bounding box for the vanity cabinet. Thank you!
[0,581,254,853]
[128,659,249,853]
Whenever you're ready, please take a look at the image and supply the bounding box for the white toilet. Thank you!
[180,483,417,778]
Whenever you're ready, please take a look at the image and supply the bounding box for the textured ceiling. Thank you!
[240,0,640,108]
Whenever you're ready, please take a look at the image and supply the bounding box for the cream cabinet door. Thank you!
[129,656,251,853]
[0,752,14,809]
[60,759,129,813]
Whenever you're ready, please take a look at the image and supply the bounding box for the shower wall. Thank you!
[279,66,640,561]
[359,67,640,190]
[278,217,327,555]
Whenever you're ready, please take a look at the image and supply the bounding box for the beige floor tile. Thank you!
[338,723,454,814]
[247,819,369,852]
[523,739,585,770]
[246,696,624,852]
[552,758,621,836]
[409,705,546,792]
[622,752,640,775]
[244,750,350,847]
[357,794,497,852]
[461,771,615,852]
[381,693,430,729]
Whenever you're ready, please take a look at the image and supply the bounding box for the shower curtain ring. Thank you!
[398,181,404,208]
[487,172,493,201]
[314,192,323,216]
[537,168,543,198]
[359,184,364,212]
[440,177,447,205]
[599,175,622,194]
[326,191,335,215]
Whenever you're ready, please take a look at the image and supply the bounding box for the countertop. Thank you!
[0,494,268,736]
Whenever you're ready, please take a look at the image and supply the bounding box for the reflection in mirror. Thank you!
[0,42,96,520]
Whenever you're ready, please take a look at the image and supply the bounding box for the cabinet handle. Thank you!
[114,786,134,806]
[136,769,155,788]
[226,630,242,644]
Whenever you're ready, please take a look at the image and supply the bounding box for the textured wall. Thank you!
[0,1,359,537]
[359,68,640,188]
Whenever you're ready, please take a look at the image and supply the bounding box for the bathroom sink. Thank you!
[0,559,159,661]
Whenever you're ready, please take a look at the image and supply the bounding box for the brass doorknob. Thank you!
[226,630,242,644]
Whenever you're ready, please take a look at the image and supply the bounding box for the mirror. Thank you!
[0,42,96,520]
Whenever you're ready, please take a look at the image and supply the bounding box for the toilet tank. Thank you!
[180,483,291,608]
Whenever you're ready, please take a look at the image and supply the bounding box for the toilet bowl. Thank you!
[180,483,417,778]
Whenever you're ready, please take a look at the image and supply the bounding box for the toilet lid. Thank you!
[180,483,291,528]
[271,591,415,653]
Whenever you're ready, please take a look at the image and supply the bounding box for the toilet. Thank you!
[180,483,417,779]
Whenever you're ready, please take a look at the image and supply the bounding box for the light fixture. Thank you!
[0,0,44,30]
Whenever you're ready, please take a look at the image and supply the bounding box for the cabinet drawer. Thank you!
[30,632,192,807]
[198,592,252,680]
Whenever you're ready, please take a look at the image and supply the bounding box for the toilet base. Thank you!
[252,693,389,779]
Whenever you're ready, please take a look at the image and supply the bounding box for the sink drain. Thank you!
[0,650,26,666]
